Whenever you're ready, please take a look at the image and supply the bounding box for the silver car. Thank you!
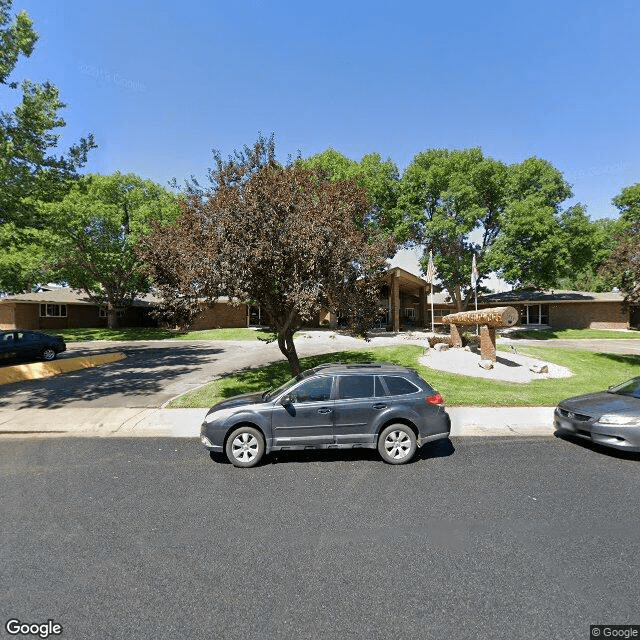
[554,377,640,452]
[200,362,451,467]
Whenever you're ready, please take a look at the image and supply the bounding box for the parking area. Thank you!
[0,333,408,409]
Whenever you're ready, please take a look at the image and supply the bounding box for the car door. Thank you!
[332,375,388,445]
[15,332,38,360]
[0,332,18,361]
[271,375,335,447]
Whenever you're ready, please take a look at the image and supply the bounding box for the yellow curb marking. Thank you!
[0,352,127,385]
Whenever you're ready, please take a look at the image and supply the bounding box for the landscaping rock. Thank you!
[434,343,449,352]
[529,364,549,374]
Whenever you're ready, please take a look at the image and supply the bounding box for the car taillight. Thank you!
[426,394,444,405]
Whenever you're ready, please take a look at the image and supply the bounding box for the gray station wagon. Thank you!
[200,362,451,467]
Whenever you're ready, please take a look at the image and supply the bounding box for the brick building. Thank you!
[479,290,638,330]
[0,289,158,330]
[0,289,249,330]
[1,282,637,332]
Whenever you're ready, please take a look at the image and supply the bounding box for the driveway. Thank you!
[0,332,425,410]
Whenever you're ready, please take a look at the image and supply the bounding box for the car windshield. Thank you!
[263,373,306,401]
[608,377,640,399]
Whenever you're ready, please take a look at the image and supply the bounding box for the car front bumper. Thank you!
[200,423,223,452]
[554,410,640,452]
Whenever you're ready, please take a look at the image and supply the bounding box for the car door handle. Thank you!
[317,408,332,414]
[373,403,387,410]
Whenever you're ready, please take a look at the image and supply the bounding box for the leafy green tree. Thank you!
[483,157,576,289]
[298,148,401,231]
[612,182,640,224]
[0,0,95,292]
[398,148,508,310]
[37,173,180,327]
[555,216,625,291]
[399,150,587,302]
[140,136,395,376]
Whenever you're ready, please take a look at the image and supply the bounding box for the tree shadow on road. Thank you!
[0,345,225,409]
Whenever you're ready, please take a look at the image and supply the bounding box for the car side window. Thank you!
[290,377,333,403]
[337,375,375,400]
[3,334,13,342]
[375,377,387,397]
[383,376,420,396]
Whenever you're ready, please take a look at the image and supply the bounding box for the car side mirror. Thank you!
[280,394,293,406]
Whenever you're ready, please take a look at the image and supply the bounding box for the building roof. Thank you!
[0,288,241,308]
[0,288,160,307]
[480,289,625,304]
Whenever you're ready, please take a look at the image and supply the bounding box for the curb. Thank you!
[0,352,127,385]
[448,406,556,436]
[0,406,557,439]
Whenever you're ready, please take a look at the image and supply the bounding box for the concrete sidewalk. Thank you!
[0,406,556,438]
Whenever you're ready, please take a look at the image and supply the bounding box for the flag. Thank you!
[425,251,436,284]
[471,254,479,289]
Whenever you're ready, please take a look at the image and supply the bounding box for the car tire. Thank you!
[378,424,417,465]
[225,426,265,468]
[42,348,57,361]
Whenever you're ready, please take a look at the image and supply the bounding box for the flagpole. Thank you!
[431,282,434,333]
[475,283,478,335]
[472,254,479,334]
[426,250,436,333]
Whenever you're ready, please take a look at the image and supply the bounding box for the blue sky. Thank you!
[10,0,640,225]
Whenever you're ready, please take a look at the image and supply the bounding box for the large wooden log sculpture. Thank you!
[442,306,519,328]
[442,306,519,363]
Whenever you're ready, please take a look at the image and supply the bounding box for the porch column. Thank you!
[419,286,426,328]
[391,272,400,332]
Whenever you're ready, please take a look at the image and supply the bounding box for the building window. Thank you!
[40,304,67,318]
[521,304,549,325]
[426,307,450,324]
[403,307,416,319]
[99,307,125,318]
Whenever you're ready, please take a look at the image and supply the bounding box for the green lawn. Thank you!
[510,328,640,340]
[44,327,277,342]
[167,344,640,408]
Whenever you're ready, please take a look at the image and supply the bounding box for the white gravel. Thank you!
[420,347,573,383]
[294,329,573,384]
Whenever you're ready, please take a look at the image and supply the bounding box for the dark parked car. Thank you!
[201,362,451,467]
[0,330,66,364]
[554,377,640,452]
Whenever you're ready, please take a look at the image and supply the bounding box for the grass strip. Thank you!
[166,344,640,408]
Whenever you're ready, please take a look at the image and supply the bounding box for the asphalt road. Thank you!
[2,436,639,640]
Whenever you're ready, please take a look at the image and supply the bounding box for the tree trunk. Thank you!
[454,283,465,311]
[277,330,302,376]
[106,301,119,329]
